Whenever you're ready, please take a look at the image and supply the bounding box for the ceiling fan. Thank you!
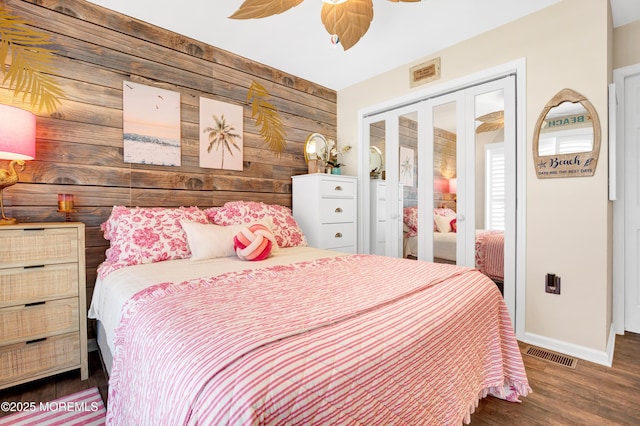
[476,110,504,133]
[229,0,421,51]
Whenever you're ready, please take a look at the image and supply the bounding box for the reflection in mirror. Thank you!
[303,133,328,163]
[431,101,457,265]
[533,88,601,178]
[475,89,506,294]
[370,146,383,178]
[369,122,385,179]
[537,101,593,156]
[369,120,386,255]
[399,113,418,260]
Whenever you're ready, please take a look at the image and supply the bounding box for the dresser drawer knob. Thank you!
[334,185,343,191]
[335,207,343,213]
[26,337,47,345]
[335,232,343,238]
[25,301,46,307]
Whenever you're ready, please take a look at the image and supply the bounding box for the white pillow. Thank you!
[181,220,278,261]
[434,214,453,233]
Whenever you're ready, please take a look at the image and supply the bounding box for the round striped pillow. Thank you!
[233,223,276,261]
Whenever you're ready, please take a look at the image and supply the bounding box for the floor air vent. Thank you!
[523,346,578,369]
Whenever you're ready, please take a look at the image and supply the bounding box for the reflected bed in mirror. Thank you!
[532,88,601,178]
[402,206,505,283]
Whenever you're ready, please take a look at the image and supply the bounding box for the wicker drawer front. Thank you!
[0,264,78,308]
[0,333,80,388]
[0,228,78,268]
[0,298,79,346]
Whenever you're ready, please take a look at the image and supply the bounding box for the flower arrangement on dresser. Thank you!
[325,139,351,174]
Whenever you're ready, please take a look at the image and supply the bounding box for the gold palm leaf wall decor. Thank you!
[230,0,421,51]
[247,80,286,153]
[0,5,64,113]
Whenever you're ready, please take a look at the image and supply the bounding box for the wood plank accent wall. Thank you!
[1,0,337,333]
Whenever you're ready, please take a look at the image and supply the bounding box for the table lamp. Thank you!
[0,104,36,225]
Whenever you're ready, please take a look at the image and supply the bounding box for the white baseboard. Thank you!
[521,325,616,367]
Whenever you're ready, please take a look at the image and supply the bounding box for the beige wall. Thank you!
[613,19,640,69]
[338,0,612,353]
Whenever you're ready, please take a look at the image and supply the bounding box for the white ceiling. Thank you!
[611,0,640,27]
[88,0,639,91]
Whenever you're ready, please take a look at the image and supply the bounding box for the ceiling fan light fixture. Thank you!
[230,0,420,51]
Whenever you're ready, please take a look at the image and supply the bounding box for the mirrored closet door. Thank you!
[362,75,515,307]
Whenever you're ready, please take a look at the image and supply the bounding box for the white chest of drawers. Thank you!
[0,222,88,390]
[292,174,358,253]
[370,180,404,257]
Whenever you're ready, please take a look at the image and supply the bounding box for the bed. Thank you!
[403,206,505,282]
[89,202,530,425]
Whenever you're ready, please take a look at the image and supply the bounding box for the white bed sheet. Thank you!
[434,232,457,260]
[88,246,341,355]
[404,230,490,261]
[404,232,457,260]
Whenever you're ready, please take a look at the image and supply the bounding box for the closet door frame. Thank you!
[358,59,526,336]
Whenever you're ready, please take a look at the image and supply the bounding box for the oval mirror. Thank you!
[304,133,328,163]
[369,146,383,174]
[532,88,600,178]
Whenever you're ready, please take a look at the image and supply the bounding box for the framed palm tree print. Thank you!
[199,98,244,171]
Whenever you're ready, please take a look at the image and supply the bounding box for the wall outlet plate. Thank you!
[545,273,561,294]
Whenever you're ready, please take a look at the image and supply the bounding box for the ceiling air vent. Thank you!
[523,346,578,369]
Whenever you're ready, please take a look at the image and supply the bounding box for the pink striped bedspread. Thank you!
[107,254,529,425]
[475,230,505,281]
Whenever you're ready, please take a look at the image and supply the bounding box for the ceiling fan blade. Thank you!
[476,121,504,133]
[321,0,374,51]
[476,110,504,133]
[229,0,304,19]
[476,110,504,123]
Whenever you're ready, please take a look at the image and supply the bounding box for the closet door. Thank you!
[361,74,517,326]
[418,93,462,263]
[364,106,420,258]
[465,77,516,307]
[395,110,419,259]
[365,118,384,255]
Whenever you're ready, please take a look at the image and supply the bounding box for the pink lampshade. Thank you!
[434,176,449,193]
[0,105,36,160]
[448,178,457,194]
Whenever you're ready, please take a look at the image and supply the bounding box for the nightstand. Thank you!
[292,174,358,253]
[0,222,88,390]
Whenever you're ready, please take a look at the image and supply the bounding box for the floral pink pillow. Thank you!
[101,206,208,267]
[205,201,307,248]
[403,206,457,236]
[403,206,419,237]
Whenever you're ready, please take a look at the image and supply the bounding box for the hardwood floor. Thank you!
[0,350,108,418]
[472,333,640,425]
[1,334,638,424]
